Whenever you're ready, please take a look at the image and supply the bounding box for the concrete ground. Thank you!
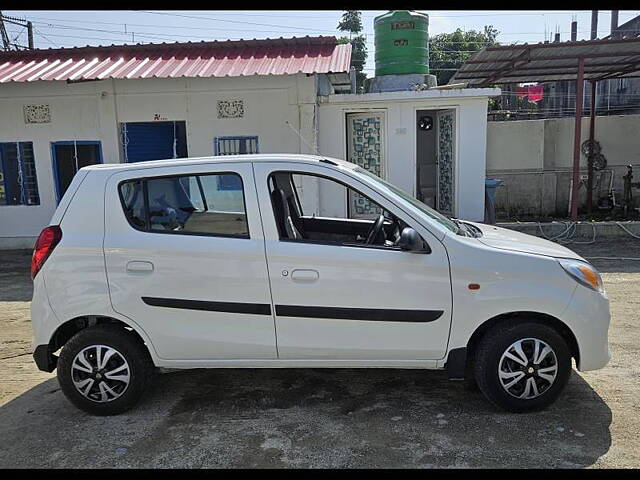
[0,240,639,468]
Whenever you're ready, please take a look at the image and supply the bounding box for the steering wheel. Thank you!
[365,214,386,245]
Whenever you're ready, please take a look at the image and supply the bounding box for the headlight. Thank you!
[558,258,605,295]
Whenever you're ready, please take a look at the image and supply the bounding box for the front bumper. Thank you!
[564,284,611,371]
[33,345,57,372]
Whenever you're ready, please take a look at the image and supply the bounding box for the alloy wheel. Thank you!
[71,345,131,403]
[498,338,558,399]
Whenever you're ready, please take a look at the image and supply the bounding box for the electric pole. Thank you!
[27,21,33,49]
[0,11,35,51]
[0,11,11,51]
[590,10,598,40]
[610,11,620,39]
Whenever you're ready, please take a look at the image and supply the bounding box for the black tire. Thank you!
[57,324,154,415]
[463,375,479,392]
[474,321,571,413]
[463,354,479,391]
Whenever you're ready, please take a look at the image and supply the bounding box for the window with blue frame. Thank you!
[122,121,188,163]
[0,142,40,206]
[214,136,258,191]
[51,141,102,201]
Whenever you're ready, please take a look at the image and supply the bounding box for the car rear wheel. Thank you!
[57,324,154,415]
[474,321,572,412]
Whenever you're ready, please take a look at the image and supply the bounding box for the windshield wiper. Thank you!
[465,222,483,237]
[451,218,470,236]
[451,218,479,237]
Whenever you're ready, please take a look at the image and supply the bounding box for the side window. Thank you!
[147,176,197,231]
[121,180,147,228]
[268,171,405,249]
[0,142,40,206]
[119,172,249,238]
[287,173,390,220]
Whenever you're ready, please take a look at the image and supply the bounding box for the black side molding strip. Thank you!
[141,297,443,323]
[142,297,272,315]
[275,305,443,323]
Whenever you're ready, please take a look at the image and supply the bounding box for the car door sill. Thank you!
[153,358,441,369]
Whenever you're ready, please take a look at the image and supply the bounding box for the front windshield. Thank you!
[353,167,460,234]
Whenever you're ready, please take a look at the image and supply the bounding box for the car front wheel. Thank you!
[474,321,572,412]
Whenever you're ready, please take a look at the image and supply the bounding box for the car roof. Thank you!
[83,154,356,173]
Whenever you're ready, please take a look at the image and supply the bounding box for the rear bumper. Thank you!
[33,345,57,372]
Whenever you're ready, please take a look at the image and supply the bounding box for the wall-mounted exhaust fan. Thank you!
[418,115,433,131]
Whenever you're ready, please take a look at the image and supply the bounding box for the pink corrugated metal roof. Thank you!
[0,36,352,83]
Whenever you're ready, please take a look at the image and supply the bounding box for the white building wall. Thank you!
[457,97,492,222]
[317,90,497,222]
[486,118,545,171]
[487,115,640,174]
[0,74,317,247]
[0,81,103,244]
[486,114,640,217]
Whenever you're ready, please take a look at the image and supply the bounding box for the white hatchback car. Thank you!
[30,154,610,415]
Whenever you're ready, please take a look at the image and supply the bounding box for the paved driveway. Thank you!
[0,241,638,468]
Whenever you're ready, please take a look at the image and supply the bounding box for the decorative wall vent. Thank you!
[217,100,244,119]
[23,104,51,124]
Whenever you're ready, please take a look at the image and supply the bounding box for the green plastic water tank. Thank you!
[374,10,429,76]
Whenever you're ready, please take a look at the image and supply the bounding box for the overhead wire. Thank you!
[15,10,640,48]
[135,10,334,32]
[33,28,59,47]
[26,17,342,36]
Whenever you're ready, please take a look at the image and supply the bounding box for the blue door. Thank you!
[122,121,188,163]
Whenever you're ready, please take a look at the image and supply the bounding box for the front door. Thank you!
[103,162,277,361]
[253,162,453,360]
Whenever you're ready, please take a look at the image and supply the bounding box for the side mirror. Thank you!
[398,227,431,253]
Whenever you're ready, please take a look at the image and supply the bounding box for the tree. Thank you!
[429,25,499,86]
[337,10,368,93]
[337,10,363,34]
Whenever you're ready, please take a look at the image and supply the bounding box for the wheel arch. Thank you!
[462,311,580,376]
[42,315,157,372]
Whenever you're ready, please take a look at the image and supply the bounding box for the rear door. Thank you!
[103,161,277,361]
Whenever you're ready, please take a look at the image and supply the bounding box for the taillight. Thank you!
[31,225,62,279]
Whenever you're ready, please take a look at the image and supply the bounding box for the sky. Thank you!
[3,10,640,75]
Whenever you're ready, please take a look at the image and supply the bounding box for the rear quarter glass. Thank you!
[50,169,90,226]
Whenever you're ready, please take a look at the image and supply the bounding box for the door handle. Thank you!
[126,261,154,273]
[290,269,319,282]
